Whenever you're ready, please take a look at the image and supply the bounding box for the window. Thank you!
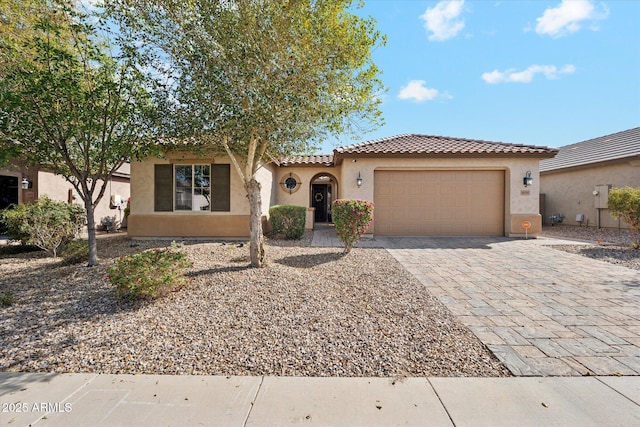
[154,164,230,212]
[175,165,211,211]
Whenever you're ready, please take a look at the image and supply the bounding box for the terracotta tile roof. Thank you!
[335,134,558,157]
[540,127,640,172]
[280,154,334,166]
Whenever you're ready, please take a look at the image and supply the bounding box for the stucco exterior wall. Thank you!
[128,154,273,238]
[275,165,341,206]
[336,156,544,236]
[540,160,640,229]
[275,165,340,229]
[36,170,130,228]
[131,155,249,216]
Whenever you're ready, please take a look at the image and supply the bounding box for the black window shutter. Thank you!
[154,164,173,212]
[211,164,230,211]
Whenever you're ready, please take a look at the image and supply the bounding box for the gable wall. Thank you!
[540,160,640,229]
[128,154,265,238]
[336,156,543,236]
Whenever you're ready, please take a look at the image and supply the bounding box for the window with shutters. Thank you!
[154,163,230,212]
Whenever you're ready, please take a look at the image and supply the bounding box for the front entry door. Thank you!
[312,184,328,222]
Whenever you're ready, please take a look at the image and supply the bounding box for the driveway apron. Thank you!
[378,236,640,376]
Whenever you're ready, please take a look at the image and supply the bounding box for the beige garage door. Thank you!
[374,170,504,236]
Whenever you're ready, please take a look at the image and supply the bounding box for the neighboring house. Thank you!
[127,134,557,239]
[540,127,640,229]
[0,163,130,230]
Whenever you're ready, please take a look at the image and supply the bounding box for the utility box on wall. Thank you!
[593,184,610,209]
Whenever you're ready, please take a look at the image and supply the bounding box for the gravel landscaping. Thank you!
[540,225,640,271]
[0,233,509,377]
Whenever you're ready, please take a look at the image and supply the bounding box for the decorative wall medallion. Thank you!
[280,173,301,194]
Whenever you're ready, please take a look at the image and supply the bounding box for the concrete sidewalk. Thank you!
[1,373,639,426]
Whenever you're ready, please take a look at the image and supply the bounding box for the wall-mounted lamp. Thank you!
[523,171,533,187]
[592,190,599,196]
[356,172,363,188]
[21,177,32,190]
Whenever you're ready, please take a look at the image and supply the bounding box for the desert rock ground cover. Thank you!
[540,225,640,271]
[0,234,509,377]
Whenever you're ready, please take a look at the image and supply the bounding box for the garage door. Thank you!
[374,170,504,236]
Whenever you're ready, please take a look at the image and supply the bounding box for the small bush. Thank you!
[61,240,89,265]
[0,290,14,307]
[0,196,85,257]
[269,205,306,239]
[608,187,640,248]
[108,243,192,300]
[332,199,374,253]
[0,205,30,244]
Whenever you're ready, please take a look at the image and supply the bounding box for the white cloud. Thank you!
[535,0,609,38]
[421,0,466,42]
[482,65,576,84]
[398,80,446,102]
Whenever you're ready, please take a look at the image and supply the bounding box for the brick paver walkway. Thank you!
[312,227,640,376]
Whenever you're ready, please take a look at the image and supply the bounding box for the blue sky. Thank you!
[324,0,640,153]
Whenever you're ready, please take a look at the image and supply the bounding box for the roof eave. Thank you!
[540,154,640,174]
[332,151,558,159]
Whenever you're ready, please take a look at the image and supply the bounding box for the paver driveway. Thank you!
[312,228,640,376]
[382,237,640,376]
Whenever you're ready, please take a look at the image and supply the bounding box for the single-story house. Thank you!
[0,163,130,230]
[127,134,557,239]
[540,127,640,229]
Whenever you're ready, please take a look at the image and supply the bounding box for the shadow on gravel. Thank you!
[380,236,513,250]
[188,265,250,277]
[277,251,345,268]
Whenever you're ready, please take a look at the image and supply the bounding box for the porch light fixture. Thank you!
[21,177,32,189]
[523,171,533,187]
[356,172,363,188]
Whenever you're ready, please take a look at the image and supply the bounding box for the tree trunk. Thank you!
[85,199,99,267]
[245,177,265,268]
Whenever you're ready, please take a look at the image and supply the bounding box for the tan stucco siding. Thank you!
[540,161,640,229]
[37,170,130,227]
[257,163,275,218]
[129,155,275,238]
[127,214,250,238]
[336,157,543,236]
[275,166,340,206]
[130,156,249,215]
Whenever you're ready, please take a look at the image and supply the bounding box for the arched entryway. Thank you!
[310,173,338,223]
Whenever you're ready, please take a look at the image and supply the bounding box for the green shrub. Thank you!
[0,290,14,307]
[0,196,85,257]
[108,243,192,300]
[269,205,306,239]
[61,240,89,265]
[332,199,374,253]
[1,205,30,244]
[608,187,640,247]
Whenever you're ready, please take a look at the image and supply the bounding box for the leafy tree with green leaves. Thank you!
[608,187,640,248]
[0,2,162,265]
[106,0,386,267]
